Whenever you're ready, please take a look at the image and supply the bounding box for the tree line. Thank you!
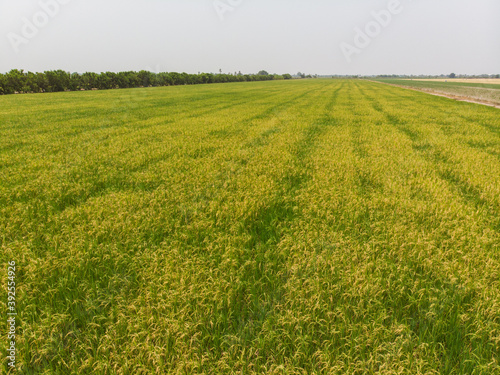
[0,69,294,95]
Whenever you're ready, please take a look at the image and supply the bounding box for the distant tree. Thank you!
[6,69,26,93]
[23,71,41,93]
[169,72,182,85]
[0,74,6,94]
[96,72,120,90]
[138,70,155,87]
[115,72,130,88]
[198,73,209,84]
[449,73,456,78]
[81,72,98,90]
[0,69,295,96]
[106,72,118,88]
[44,70,70,92]
[181,72,191,85]
[69,73,82,91]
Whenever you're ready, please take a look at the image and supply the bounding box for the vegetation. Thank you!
[0,69,293,95]
[1,79,500,374]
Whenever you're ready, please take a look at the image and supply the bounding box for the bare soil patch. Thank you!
[408,78,500,85]
[373,81,500,109]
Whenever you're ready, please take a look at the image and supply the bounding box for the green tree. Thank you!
[81,72,98,90]
[6,69,26,93]
[45,70,70,92]
[35,72,49,92]
[137,70,155,87]
[25,71,39,93]
[0,74,5,94]
[69,73,82,91]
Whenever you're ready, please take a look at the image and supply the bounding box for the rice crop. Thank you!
[1,79,500,374]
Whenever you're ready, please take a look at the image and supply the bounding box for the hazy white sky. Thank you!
[1,0,499,75]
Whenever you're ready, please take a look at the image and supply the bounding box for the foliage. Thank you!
[0,69,291,95]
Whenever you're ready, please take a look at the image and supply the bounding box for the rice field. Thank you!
[1,79,500,374]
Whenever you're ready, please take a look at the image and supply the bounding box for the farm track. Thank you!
[1,79,500,374]
[371,80,500,109]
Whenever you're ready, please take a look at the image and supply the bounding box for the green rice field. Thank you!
[1,79,500,374]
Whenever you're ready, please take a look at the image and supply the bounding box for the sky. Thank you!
[1,0,499,76]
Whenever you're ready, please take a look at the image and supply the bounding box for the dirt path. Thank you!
[370,81,500,109]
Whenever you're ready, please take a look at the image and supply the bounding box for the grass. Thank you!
[374,79,500,105]
[1,79,500,374]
